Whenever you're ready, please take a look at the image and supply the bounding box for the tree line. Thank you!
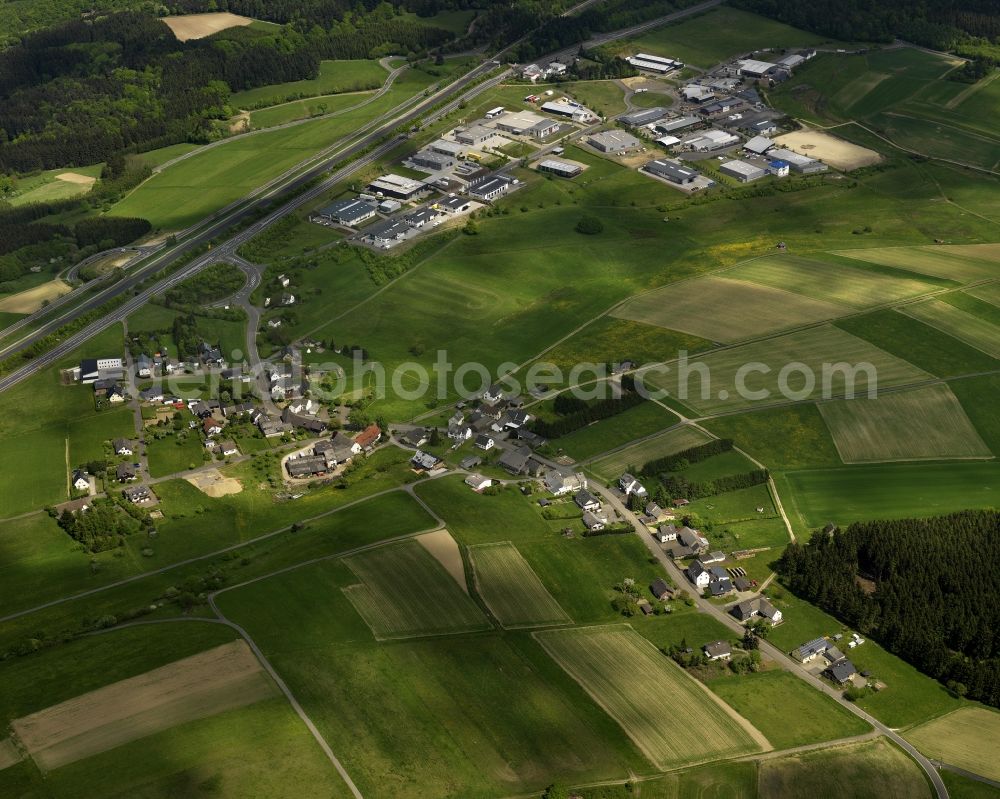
[777,510,1000,709]
[532,386,646,439]
[638,438,733,478]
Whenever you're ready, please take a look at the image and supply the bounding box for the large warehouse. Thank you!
[625,53,682,73]
[644,159,699,185]
[682,129,740,151]
[588,129,642,153]
[368,173,425,200]
[768,147,829,174]
[313,197,376,226]
[537,159,582,178]
[738,58,778,78]
[618,107,669,128]
[719,160,766,182]
[654,115,701,134]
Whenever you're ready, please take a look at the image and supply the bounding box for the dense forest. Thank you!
[778,510,1000,708]
[0,4,455,173]
[735,0,1000,62]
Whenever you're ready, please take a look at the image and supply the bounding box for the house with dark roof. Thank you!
[116,463,137,482]
[793,637,831,663]
[411,450,441,471]
[825,658,858,685]
[286,455,330,478]
[730,596,783,624]
[71,470,90,492]
[650,578,673,601]
[574,489,601,512]
[112,438,132,456]
[582,510,607,531]
[122,485,152,503]
[703,640,732,661]
[400,428,429,448]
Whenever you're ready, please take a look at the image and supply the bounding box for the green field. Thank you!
[145,424,208,477]
[950,374,1000,454]
[643,324,930,415]
[613,274,850,343]
[941,771,1000,799]
[536,625,766,770]
[560,80,629,117]
[702,405,843,470]
[231,59,389,109]
[249,90,377,128]
[779,461,1000,532]
[7,164,103,206]
[758,738,931,799]
[835,244,1000,284]
[341,539,490,639]
[551,401,679,461]
[468,542,571,628]
[730,254,941,308]
[906,708,1000,783]
[620,7,831,68]
[707,671,870,749]
[590,425,714,479]
[816,383,991,463]
[903,299,1000,358]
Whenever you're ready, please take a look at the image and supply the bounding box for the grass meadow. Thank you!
[702,405,842,470]
[231,59,388,109]
[835,244,1000,283]
[816,383,991,463]
[590,424,714,479]
[536,625,766,770]
[906,707,1000,783]
[550,401,679,461]
[707,671,870,749]
[468,542,571,628]
[903,299,1000,358]
[341,539,490,639]
[8,164,103,207]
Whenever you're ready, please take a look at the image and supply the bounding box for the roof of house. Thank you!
[355,423,381,448]
[827,659,858,683]
[703,640,732,658]
[796,637,830,658]
[581,510,605,528]
[497,446,532,473]
[650,578,672,597]
[113,438,130,450]
[411,450,440,470]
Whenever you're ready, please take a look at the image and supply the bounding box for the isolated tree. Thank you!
[575,215,603,235]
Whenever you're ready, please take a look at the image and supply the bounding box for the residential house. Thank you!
[582,510,607,531]
[574,489,601,512]
[122,485,151,503]
[112,439,132,457]
[139,387,165,403]
[703,640,732,661]
[280,407,326,434]
[355,424,381,451]
[199,342,225,367]
[496,446,537,476]
[448,420,473,442]
[202,418,223,436]
[116,463,137,482]
[411,450,441,471]
[464,473,493,492]
[655,524,679,544]
[505,409,530,429]
[71,470,91,492]
[542,466,586,496]
[401,428,429,448]
[475,434,496,451]
[136,354,153,378]
[650,578,674,601]
[619,473,647,498]
[792,637,831,663]
[215,440,239,457]
[825,659,858,685]
[730,596,783,624]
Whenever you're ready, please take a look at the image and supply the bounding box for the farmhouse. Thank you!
[720,160,766,182]
[618,107,669,128]
[314,198,376,226]
[574,489,601,512]
[468,174,515,201]
[365,218,411,247]
[625,53,681,73]
[768,147,828,174]
[77,357,124,384]
[286,455,330,478]
[113,438,132,456]
[122,485,152,503]
[644,159,699,185]
[588,130,642,154]
[411,151,453,171]
[703,640,732,661]
[355,423,381,451]
[537,159,582,178]
[737,59,777,78]
[730,596,783,624]
[793,637,831,663]
[497,446,543,476]
[682,129,740,151]
[400,428,429,448]
[71,470,90,492]
[542,466,586,496]
[368,173,425,200]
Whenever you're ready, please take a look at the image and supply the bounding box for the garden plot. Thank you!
[613,275,849,343]
[732,255,938,307]
[902,299,1000,358]
[342,539,490,639]
[817,383,990,463]
[469,542,571,628]
[535,625,767,770]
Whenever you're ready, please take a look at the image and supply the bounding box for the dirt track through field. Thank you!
[12,640,275,771]
[161,13,254,41]
[0,280,71,314]
[774,130,881,170]
[417,529,468,594]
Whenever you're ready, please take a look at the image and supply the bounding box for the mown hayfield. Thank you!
[469,542,571,628]
[758,738,931,799]
[232,59,388,109]
[613,275,850,343]
[778,461,1000,531]
[708,671,870,750]
[731,254,939,308]
[642,324,929,415]
[590,424,714,479]
[552,401,679,461]
[835,244,1000,283]
[902,299,1000,358]
[817,383,991,463]
[342,539,490,639]
[7,165,103,207]
[906,707,1000,783]
[535,625,767,770]
[249,90,376,128]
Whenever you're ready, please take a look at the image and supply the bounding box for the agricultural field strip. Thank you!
[817,383,992,463]
[341,538,490,639]
[966,282,1000,308]
[535,625,768,771]
[905,707,1000,782]
[468,542,572,628]
[10,640,275,771]
[901,300,1000,359]
[588,425,714,476]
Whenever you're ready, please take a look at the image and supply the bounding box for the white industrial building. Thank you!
[429,139,465,157]
[541,100,597,123]
[588,129,642,153]
[655,115,701,133]
[768,147,829,174]
[368,173,425,199]
[720,159,766,182]
[625,52,682,73]
[455,124,495,146]
[738,58,778,78]
[681,85,715,103]
[682,129,740,151]
[537,159,582,178]
[743,135,774,155]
